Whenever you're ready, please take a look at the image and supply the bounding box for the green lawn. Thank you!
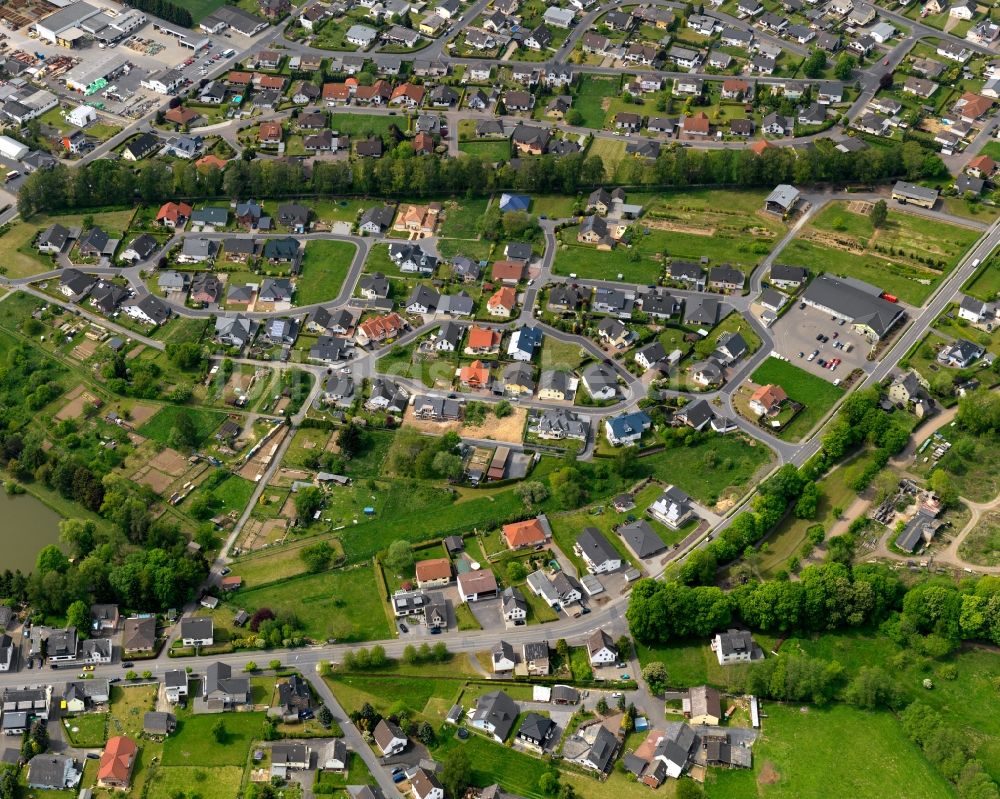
[459,140,511,162]
[704,702,954,799]
[540,337,587,370]
[64,712,108,747]
[330,113,404,140]
[147,766,243,799]
[183,474,255,519]
[296,239,357,305]
[964,254,1000,301]
[327,673,462,720]
[162,712,265,766]
[750,358,844,441]
[233,565,392,643]
[552,228,664,284]
[637,436,775,506]
[783,201,980,305]
[573,75,621,128]
[138,406,227,448]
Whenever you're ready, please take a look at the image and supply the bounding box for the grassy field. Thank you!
[642,189,785,267]
[139,406,227,448]
[636,636,777,689]
[0,209,135,279]
[552,225,664,284]
[704,702,954,799]
[233,565,392,642]
[162,712,265,766]
[783,202,979,305]
[540,337,587,370]
[330,113,404,140]
[919,429,1000,502]
[587,137,629,179]
[750,358,844,441]
[573,75,621,128]
[638,436,774,507]
[964,254,1000,301]
[959,509,1000,566]
[327,673,463,720]
[296,240,357,305]
[147,767,243,799]
[64,712,108,747]
[459,140,511,162]
[439,198,491,239]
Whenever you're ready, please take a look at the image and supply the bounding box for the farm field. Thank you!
[783,202,979,305]
[233,565,393,642]
[750,358,844,441]
[296,239,358,305]
[704,702,954,799]
[642,188,785,267]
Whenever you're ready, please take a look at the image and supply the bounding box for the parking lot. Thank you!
[770,303,875,382]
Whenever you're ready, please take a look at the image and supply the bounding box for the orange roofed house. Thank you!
[393,203,441,236]
[749,384,788,417]
[156,201,192,228]
[415,557,453,588]
[491,260,525,285]
[357,312,407,345]
[750,139,774,156]
[259,121,283,146]
[195,154,227,171]
[966,154,997,178]
[466,325,501,354]
[98,736,138,789]
[503,516,551,550]
[165,105,199,126]
[389,82,426,108]
[460,359,491,389]
[487,286,517,317]
[682,112,711,136]
[954,91,993,124]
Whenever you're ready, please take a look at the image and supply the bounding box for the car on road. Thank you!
[82,664,94,672]
[87,753,100,760]
[122,661,134,668]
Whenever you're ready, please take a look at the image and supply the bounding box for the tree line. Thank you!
[18,138,946,218]
[122,0,193,27]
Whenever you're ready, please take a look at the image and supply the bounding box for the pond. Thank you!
[0,489,64,573]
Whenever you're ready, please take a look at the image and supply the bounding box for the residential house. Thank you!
[604,410,652,446]
[648,485,695,529]
[586,629,618,666]
[575,527,621,574]
[712,629,761,665]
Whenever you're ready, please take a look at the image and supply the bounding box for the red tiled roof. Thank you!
[503,517,547,548]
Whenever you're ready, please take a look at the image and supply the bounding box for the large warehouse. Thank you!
[802,275,906,342]
[34,1,102,45]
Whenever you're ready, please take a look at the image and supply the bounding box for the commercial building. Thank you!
[801,275,905,342]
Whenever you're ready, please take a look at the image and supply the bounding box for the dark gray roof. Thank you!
[473,690,518,740]
[576,527,619,566]
[803,275,904,337]
[619,520,666,559]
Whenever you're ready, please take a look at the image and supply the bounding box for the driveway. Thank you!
[467,597,505,631]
